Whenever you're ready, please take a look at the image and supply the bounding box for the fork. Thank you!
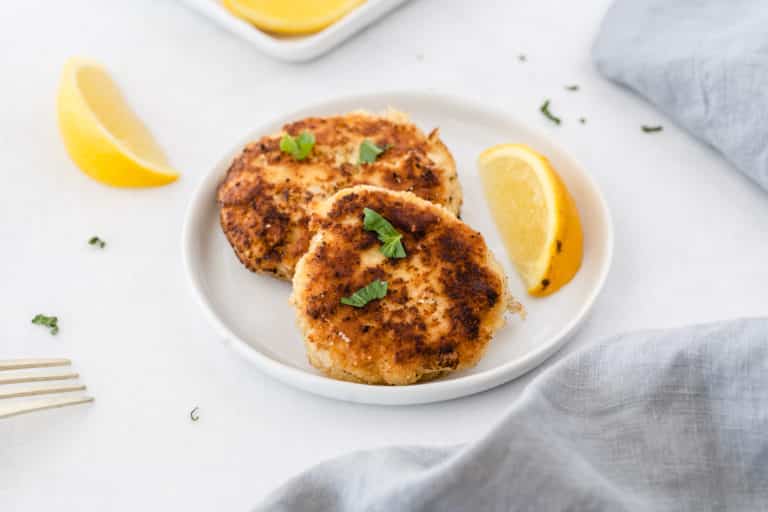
[0,358,94,419]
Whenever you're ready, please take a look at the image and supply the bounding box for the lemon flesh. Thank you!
[57,57,178,188]
[478,144,583,297]
[222,0,365,35]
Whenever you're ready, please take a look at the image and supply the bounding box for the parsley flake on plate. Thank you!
[32,314,59,335]
[540,100,561,125]
[280,131,315,160]
[340,279,388,308]
[88,236,106,248]
[358,140,387,164]
[641,125,663,133]
[363,208,406,258]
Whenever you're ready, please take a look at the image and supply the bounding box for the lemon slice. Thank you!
[478,144,583,297]
[222,0,365,35]
[57,57,178,188]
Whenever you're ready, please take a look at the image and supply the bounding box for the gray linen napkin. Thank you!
[256,318,768,511]
[593,0,768,192]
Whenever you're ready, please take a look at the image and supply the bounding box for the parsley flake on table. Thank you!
[565,84,580,91]
[540,100,561,125]
[32,314,59,335]
[340,279,388,308]
[88,236,106,248]
[363,208,406,258]
[358,140,388,164]
[641,125,663,133]
[280,131,315,160]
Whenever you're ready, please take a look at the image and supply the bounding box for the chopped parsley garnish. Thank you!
[540,100,561,125]
[32,314,59,335]
[579,117,587,124]
[565,84,580,91]
[88,236,106,248]
[518,54,527,62]
[641,125,663,133]
[363,208,406,258]
[340,279,388,308]
[280,131,315,160]
[359,140,387,164]
[190,406,200,422]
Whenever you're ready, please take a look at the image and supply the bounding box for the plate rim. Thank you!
[181,90,614,405]
[179,0,411,62]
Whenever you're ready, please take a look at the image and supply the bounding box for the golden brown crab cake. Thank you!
[217,110,462,280]
[291,185,509,385]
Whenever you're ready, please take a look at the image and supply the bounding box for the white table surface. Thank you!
[2,0,767,509]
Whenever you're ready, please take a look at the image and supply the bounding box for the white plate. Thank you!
[182,91,613,405]
[180,0,410,62]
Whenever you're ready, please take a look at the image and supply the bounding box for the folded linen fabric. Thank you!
[593,0,768,192]
[256,318,768,511]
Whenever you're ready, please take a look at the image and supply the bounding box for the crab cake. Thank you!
[217,110,462,280]
[291,185,510,385]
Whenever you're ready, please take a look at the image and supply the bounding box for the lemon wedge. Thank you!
[222,0,365,35]
[56,57,178,188]
[478,144,583,297]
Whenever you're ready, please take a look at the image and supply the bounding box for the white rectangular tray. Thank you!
[180,0,410,62]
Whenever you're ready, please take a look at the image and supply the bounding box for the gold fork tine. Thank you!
[0,359,71,371]
[0,396,94,419]
[0,384,86,400]
[0,373,79,385]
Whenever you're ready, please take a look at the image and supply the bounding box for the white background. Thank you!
[2,0,767,509]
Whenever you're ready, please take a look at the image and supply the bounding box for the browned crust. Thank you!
[217,111,462,280]
[291,185,508,385]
